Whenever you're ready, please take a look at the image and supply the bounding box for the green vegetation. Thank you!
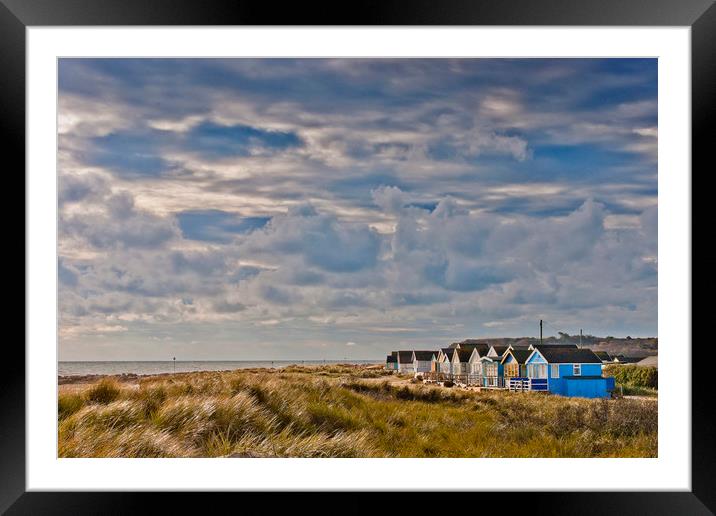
[58,365,657,458]
[85,378,122,404]
[604,364,658,391]
[620,385,658,397]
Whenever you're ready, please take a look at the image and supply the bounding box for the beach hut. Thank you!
[396,351,415,374]
[435,348,455,379]
[385,353,398,371]
[412,351,436,375]
[479,356,504,388]
[525,347,615,398]
[451,348,474,383]
[465,345,492,384]
[501,348,532,391]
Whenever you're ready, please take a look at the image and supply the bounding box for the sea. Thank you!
[58,360,381,377]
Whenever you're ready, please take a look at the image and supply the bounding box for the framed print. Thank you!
[6,0,713,512]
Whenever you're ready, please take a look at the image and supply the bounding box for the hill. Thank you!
[452,334,657,359]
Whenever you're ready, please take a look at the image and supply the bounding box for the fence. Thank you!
[422,372,506,388]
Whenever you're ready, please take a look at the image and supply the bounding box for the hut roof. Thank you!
[533,347,602,364]
[397,351,414,363]
[457,342,490,357]
[502,349,532,364]
[413,351,436,361]
[455,348,474,362]
[386,354,397,363]
[593,351,612,361]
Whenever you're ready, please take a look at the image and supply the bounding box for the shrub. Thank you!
[604,365,657,389]
[86,379,122,404]
[443,381,454,388]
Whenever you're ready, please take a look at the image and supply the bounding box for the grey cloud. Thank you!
[212,300,247,313]
[245,204,381,273]
[62,189,179,250]
[59,173,110,205]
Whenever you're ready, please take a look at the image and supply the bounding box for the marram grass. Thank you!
[58,365,657,458]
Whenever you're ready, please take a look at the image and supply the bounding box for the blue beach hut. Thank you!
[525,347,616,398]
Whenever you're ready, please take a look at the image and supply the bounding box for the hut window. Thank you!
[573,364,581,376]
[551,364,560,378]
[528,364,547,378]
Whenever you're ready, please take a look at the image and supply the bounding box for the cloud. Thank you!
[59,172,110,205]
[243,204,382,273]
[62,192,179,250]
[56,58,658,357]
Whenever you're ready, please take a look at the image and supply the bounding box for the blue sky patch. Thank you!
[177,210,270,243]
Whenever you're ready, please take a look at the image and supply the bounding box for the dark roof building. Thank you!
[502,348,532,364]
[397,351,414,363]
[533,347,602,364]
[593,351,612,362]
[458,342,490,357]
[413,351,436,361]
[613,354,640,364]
[455,348,474,362]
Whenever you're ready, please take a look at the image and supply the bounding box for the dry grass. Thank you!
[58,365,657,458]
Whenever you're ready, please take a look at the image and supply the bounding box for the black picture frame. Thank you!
[5,0,712,512]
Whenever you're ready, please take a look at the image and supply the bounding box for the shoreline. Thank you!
[58,363,384,385]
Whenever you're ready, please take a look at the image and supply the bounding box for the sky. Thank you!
[57,58,657,361]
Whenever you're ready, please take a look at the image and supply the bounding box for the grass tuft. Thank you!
[86,379,121,404]
[58,392,85,420]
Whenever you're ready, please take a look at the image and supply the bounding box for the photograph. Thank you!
[57,57,658,459]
